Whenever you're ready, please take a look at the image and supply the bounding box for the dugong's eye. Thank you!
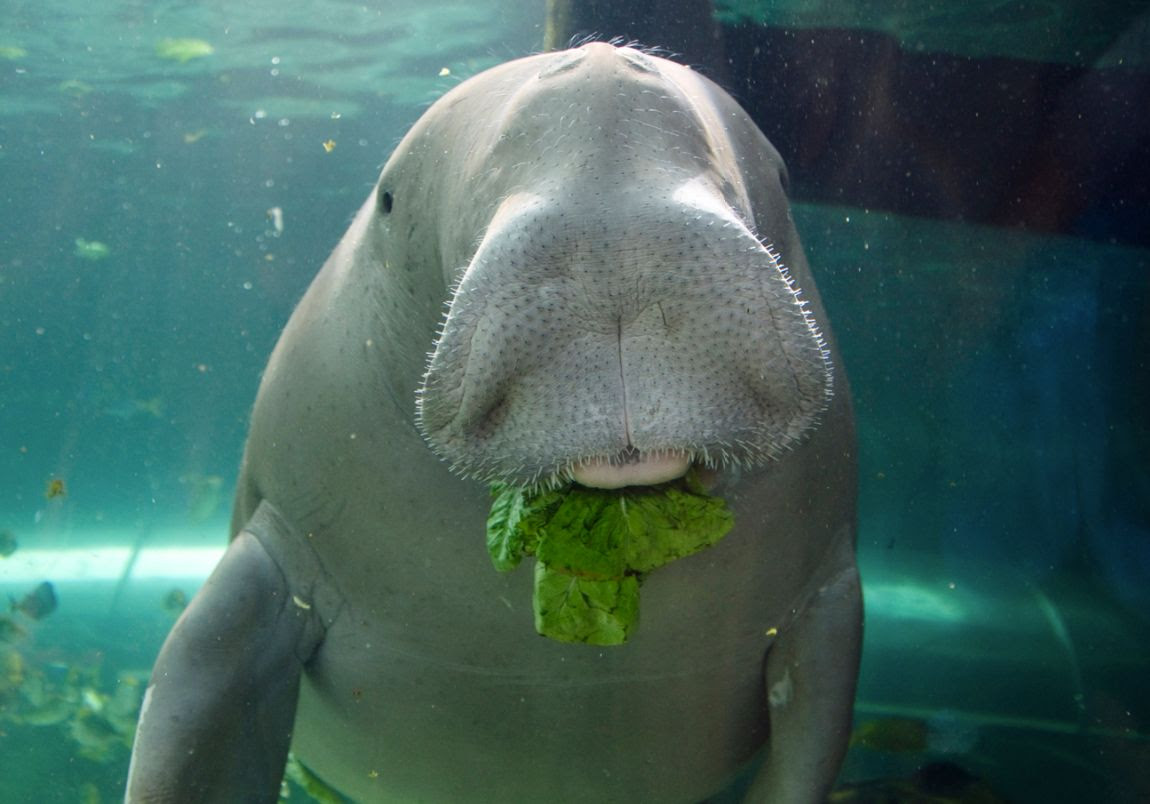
[378,190,394,215]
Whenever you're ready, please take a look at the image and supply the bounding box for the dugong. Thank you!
[127,43,862,803]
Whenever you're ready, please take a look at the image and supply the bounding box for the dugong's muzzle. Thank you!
[417,184,831,486]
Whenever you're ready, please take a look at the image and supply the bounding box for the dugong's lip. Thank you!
[570,450,691,489]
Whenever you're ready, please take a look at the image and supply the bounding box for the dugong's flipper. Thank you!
[126,503,325,802]
[748,536,863,803]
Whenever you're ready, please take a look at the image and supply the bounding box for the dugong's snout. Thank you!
[417,188,832,487]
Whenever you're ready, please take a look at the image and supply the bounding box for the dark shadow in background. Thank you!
[548,0,1150,249]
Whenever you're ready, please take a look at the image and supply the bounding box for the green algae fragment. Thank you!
[155,38,214,63]
[488,470,733,645]
[0,46,28,61]
[74,238,109,260]
[58,80,95,98]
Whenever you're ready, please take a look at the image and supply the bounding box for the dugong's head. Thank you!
[408,44,832,488]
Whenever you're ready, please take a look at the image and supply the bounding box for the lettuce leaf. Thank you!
[487,470,733,645]
[533,564,640,646]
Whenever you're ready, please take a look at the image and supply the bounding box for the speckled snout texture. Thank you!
[418,184,831,486]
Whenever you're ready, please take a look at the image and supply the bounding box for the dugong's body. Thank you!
[128,44,861,803]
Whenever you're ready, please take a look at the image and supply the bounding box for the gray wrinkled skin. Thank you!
[127,43,861,804]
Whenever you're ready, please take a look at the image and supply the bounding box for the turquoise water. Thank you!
[2,2,1148,802]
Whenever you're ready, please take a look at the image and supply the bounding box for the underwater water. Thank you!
[1,1,1148,802]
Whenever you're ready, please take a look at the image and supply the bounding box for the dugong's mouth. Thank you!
[569,447,690,489]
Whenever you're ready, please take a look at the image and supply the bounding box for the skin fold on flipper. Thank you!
[749,537,863,803]
[125,505,326,802]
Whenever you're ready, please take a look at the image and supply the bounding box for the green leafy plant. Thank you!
[487,471,733,645]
